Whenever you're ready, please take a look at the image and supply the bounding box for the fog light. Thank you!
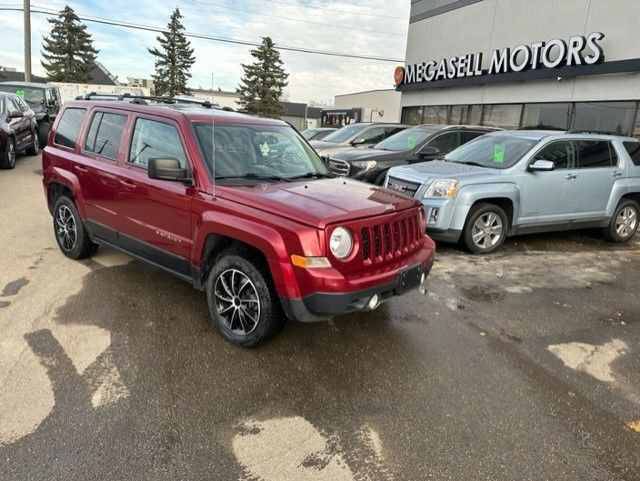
[368,295,380,310]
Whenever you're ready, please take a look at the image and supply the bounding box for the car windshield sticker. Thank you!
[493,144,505,163]
[15,88,25,98]
[260,141,270,157]
[407,135,416,150]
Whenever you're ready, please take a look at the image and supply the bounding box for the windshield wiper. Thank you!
[452,161,486,168]
[288,172,334,180]
[215,172,292,182]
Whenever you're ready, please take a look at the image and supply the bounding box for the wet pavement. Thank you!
[1,155,639,480]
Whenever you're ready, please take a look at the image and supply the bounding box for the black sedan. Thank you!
[1,92,39,169]
[326,124,498,184]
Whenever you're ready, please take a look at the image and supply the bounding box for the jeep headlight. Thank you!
[329,226,353,259]
[424,179,458,199]
[350,160,377,173]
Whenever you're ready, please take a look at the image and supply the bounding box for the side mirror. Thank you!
[351,137,366,146]
[417,146,440,158]
[528,159,555,172]
[148,158,191,183]
[9,110,23,119]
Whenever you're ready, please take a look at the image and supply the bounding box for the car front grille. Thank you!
[327,158,350,176]
[358,210,422,263]
[386,176,420,197]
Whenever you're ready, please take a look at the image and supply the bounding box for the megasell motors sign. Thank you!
[395,32,605,87]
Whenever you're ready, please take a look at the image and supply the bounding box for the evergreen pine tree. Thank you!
[41,6,99,83]
[148,8,195,97]
[236,37,289,118]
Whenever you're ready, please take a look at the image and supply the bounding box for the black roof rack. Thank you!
[74,92,234,111]
[566,129,629,136]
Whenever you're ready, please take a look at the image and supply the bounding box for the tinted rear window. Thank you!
[577,140,615,168]
[84,111,127,160]
[624,142,640,166]
[54,108,86,148]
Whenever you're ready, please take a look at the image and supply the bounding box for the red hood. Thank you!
[217,178,420,229]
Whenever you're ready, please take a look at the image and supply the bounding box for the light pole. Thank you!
[23,0,31,81]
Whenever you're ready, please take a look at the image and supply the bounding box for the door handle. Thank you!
[119,178,137,190]
[566,173,577,180]
[612,171,624,178]
[74,165,88,173]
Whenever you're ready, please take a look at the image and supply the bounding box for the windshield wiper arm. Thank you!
[288,172,334,180]
[215,172,293,182]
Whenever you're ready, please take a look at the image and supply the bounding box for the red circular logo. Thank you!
[394,66,405,86]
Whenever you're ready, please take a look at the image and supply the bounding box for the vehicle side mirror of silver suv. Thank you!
[528,159,555,172]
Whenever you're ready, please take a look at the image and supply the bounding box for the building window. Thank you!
[522,103,570,131]
[633,104,640,139]
[423,106,449,124]
[482,104,523,129]
[573,102,636,135]
[450,105,482,125]
[401,106,424,125]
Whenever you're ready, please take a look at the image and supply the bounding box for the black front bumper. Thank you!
[280,260,433,323]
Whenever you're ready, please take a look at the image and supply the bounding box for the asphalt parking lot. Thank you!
[1,154,639,481]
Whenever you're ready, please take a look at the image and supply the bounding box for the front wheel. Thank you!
[26,130,40,156]
[461,203,508,254]
[0,137,16,169]
[52,196,98,259]
[604,199,639,243]
[206,250,285,347]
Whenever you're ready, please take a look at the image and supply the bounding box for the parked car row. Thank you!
[0,92,40,169]
[42,95,436,347]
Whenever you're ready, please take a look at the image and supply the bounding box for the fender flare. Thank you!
[45,167,87,218]
[192,211,299,298]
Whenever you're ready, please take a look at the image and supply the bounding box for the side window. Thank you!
[577,141,614,168]
[84,111,127,160]
[359,127,386,143]
[54,108,86,148]
[624,142,640,166]
[128,118,187,170]
[428,132,460,154]
[534,141,576,169]
[461,131,486,143]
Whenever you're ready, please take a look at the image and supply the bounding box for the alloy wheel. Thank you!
[55,205,77,251]
[471,212,503,250]
[214,268,261,336]
[8,141,15,167]
[615,206,638,238]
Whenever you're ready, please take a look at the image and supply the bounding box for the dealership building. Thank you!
[397,0,640,138]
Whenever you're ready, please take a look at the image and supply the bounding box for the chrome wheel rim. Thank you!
[472,212,503,249]
[214,269,260,336]
[33,134,39,153]
[55,205,77,251]
[615,206,637,238]
[8,141,15,166]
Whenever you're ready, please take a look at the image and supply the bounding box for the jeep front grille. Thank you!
[386,176,420,197]
[358,211,422,262]
[327,158,350,176]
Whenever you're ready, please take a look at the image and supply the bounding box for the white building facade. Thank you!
[398,0,640,137]
[333,89,401,123]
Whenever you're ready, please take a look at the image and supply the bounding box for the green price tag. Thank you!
[15,88,25,98]
[407,135,416,150]
[493,144,505,163]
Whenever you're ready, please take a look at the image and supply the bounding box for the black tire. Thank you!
[374,170,388,186]
[38,121,51,147]
[52,196,98,259]
[26,129,40,156]
[603,199,639,243]
[461,202,508,254]
[0,137,16,169]
[206,248,285,347]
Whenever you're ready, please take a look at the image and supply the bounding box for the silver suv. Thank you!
[385,130,640,253]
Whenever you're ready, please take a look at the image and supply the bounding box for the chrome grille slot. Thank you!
[327,158,350,176]
[386,177,420,197]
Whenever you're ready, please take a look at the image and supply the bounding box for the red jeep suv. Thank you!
[42,95,436,346]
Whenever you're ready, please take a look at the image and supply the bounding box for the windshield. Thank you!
[302,129,318,139]
[444,134,538,169]
[322,124,369,143]
[375,127,436,152]
[194,123,331,182]
[0,85,44,105]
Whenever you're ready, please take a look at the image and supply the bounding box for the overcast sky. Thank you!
[0,0,410,104]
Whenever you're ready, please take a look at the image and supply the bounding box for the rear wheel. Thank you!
[26,130,39,156]
[604,199,639,243]
[206,249,284,347]
[38,121,51,147]
[52,196,98,259]
[0,137,16,169]
[461,203,508,254]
